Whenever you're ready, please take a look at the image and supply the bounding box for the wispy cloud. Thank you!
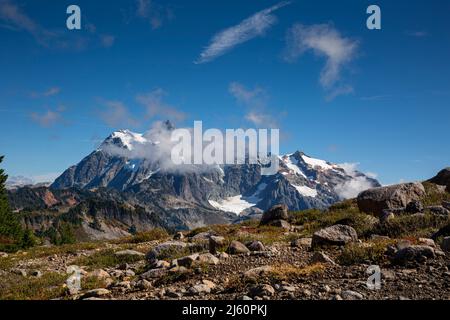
[284,23,359,100]
[136,88,186,122]
[31,87,61,98]
[406,30,429,38]
[335,162,378,199]
[30,106,65,128]
[136,0,174,30]
[195,1,290,64]
[98,100,140,128]
[0,0,115,49]
[229,82,279,128]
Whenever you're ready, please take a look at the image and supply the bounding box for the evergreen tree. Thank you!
[0,156,34,251]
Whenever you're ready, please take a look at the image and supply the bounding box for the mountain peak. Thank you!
[103,129,147,150]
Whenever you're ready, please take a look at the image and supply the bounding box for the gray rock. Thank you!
[176,254,199,268]
[441,237,450,252]
[291,238,312,247]
[173,232,184,240]
[267,219,291,230]
[405,200,424,213]
[310,251,336,265]
[196,253,219,265]
[249,284,275,297]
[115,250,145,258]
[146,241,188,262]
[311,225,358,248]
[341,290,363,300]
[188,284,211,295]
[426,206,450,216]
[0,252,8,258]
[81,288,111,299]
[30,270,42,278]
[260,204,289,225]
[209,235,226,254]
[247,241,266,252]
[357,182,426,216]
[227,240,250,254]
[393,245,435,265]
[140,268,168,279]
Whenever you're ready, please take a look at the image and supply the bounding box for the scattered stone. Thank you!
[165,289,182,298]
[12,269,27,277]
[441,237,450,252]
[241,295,253,300]
[81,288,111,299]
[382,270,396,281]
[260,204,289,225]
[227,240,250,254]
[196,253,219,265]
[177,254,199,268]
[357,182,426,216]
[247,241,265,252]
[267,219,291,230]
[202,279,216,290]
[310,251,336,265]
[426,206,450,216]
[135,279,152,291]
[249,284,275,297]
[209,236,226,254]
[418,238,436,247]
[380,211,395,223]
[89,269,110,280]
[154,260,171,269]
[30,270,42,278]
[218,252,229,259]
[173,232,184,240]
[341,290,364,300]
[311,225,358,248]
[115,250,145,258]
[140,268,168,279]
[146,241,188,262]
[405,200,423,213]
[188,284,211,296]
[291,238,312,247]
[0,252,8,258]
[443,201,450,210]
[393,245,435,265]
[244,266,274,278]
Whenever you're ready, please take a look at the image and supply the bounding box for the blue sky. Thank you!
[0,0,449,185]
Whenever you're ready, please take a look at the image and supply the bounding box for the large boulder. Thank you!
[146,241,188,262]
[260,204,289,225]
[392,245,435,265]
[311,225,358,248]
[428,167,450,192]
[227,240,250,254]
[357,182,426,216]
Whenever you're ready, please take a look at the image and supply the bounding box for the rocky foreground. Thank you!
[1,169,450,301]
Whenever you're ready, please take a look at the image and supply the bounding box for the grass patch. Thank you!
[117,228,169,244]
[81,275,109,291]
[370,213,450,238]
[0,272,66,300]
[422,182,450,207]
[338,240,393,266]
[153,269,192,286]
[267,263,326,281]
[73,249,144,270]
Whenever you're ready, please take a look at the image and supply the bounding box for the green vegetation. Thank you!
[0,272,66,300]
[0,156,36,252]
[338,239,394,265]
[73,249,144,270]
[118,228,169,244]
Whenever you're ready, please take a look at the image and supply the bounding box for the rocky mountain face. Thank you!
[9,126,380,240]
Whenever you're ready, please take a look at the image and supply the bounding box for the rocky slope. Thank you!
[1,171,449,301]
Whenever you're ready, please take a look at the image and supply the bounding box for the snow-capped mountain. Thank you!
[51,124,380,224]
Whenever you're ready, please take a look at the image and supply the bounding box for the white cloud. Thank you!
[136,0,174,30]
[229,82,279,128]
[136,88,186,122]
[30,108,65,127]
[98,100,140,128]
[284,23,358,99]
[335,162,378,199]
[195,1,290,64]
[31,86,61,98]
